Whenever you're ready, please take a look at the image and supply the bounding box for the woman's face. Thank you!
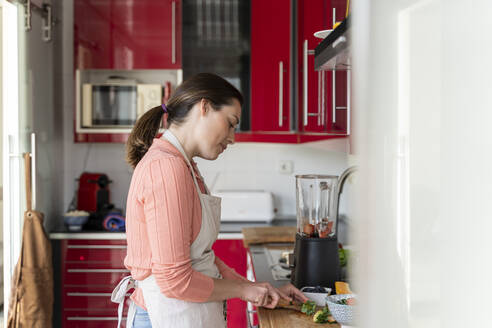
[195,98,241,160]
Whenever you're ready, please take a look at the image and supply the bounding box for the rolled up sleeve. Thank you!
[143,157,214,302]
[215,257,249,281]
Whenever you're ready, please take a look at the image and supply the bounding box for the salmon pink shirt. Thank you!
[124,138,246,310]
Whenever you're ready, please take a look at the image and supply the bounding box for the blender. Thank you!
[291,166,357,289]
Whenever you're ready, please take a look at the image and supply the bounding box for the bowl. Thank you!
[300,286,331,306]
[325,293,356,326]
[64,211,90,231]
[313,29,333,39]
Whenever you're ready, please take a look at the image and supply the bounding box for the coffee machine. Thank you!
[291,166,357,290]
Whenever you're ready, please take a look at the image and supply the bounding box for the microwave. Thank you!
[81,82,162,128]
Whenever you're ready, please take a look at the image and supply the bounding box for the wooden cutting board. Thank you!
[257,307,340,328]
[242,226,296,248]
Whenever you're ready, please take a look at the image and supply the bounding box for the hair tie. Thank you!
[161,103,168,113]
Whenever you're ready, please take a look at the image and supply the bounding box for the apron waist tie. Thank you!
[111,275,137,328]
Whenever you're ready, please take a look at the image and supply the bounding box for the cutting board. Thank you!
[257,307,340,328]
[242,226,296,248]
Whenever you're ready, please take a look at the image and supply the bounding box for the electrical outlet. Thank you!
[278,160,294,174]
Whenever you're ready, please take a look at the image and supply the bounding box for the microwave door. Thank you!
[92,85,137,127]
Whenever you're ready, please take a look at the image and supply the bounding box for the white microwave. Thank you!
[81,82,162,129]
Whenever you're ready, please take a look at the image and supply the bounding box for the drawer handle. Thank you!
[68,245,127,249]
[66,292,131,297]
[67,269,129,273]
[67,317,121,321]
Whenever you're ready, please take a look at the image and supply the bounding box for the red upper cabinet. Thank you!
[297,0,348,135]
[250,0,292,132]
[75,0,182,69]
[298,0,332,133]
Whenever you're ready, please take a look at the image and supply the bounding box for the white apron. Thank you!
[112,130,225,328]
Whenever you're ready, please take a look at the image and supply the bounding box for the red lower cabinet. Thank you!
[212,239,248,328]
[59,239,129,327]
[57,238,247,327]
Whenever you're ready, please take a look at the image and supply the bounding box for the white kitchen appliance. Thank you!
[212,191,275,222]
[81,78,162,129]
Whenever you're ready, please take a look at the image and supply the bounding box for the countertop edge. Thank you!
[49,232,244,240]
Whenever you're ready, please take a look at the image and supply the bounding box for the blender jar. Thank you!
[296,175,338,238]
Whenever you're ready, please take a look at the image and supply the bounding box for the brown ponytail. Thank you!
[126,73,243,168]
[125,105,164,168]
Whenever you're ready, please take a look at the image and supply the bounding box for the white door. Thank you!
[2,0,58,321]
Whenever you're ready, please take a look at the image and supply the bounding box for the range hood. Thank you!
[314,16,351,71]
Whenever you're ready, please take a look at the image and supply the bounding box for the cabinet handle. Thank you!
[172,1,176,64]
[67,292,131,297]
[67,317,120,321]
[303,39,317,127]
[347,70,351,135]
[332,70,336,124]
[67,269,129,273]
[321,70,325,126]
[67,245,127,249]
[278,61,283,127]
[246,308,258,328]
[303,40,308,126]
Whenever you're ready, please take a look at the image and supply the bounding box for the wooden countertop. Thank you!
[257,307,341,328]
[242,226,296,248]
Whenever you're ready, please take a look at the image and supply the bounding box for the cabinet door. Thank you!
[212,239,248,328]
[298,0,331,133]
[251,0,291,132]
[329,0,349,135]
[299,0,349,135]
[75,0,181,69]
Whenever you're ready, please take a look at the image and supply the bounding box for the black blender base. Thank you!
[291,234,340,290]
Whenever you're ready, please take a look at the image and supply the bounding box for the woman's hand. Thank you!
[239,281,291,309]
[278,283,309,303]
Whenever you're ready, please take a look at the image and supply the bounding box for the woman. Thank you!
[112,73,307,328]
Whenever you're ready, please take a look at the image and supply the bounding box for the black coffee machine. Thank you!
[291,167,357,290]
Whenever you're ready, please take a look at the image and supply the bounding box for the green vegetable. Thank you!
[313,307,331,323]
[301,300,317,316]
[339,248,347,267]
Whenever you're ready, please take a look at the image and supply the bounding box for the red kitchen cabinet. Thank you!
[212,239,248,328]
[60,239,130,327]
[298,0,348,135]
[251,0,292,132]
[75,0,181,70]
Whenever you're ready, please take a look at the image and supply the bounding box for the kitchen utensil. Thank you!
[314,29,333,39]
[77,172,112,212]
[300,286,332,306]
[325,294,356,326]
[63,211,90,231]
[291,167,357,290]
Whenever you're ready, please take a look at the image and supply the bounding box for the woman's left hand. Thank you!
[278,283,309,303]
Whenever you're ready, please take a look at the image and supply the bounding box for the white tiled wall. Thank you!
[61,140,349,218]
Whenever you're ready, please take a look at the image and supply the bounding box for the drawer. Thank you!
[63,269,130,286]
[63,315,127,328]
[63,291,132,314]
[66,245,127,262]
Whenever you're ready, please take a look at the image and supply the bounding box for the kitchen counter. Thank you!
[248,244,343,328]
[49,217,296,240]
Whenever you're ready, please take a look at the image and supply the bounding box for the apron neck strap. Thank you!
[163,130,204,195]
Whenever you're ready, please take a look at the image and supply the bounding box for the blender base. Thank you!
[291,233,341,290]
